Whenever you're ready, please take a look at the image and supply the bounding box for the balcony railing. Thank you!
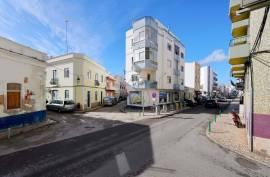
[133,60,158,72]
[173,84,180,90]
[133,80,157,89]
[173,69,180,76]
[242,0,269,7]
[230,35,249,46]
[50,78,59,85]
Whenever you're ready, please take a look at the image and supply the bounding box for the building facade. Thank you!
[200,66,218,96]
[105,75,116,97]
[125,16,185,107]
[114,75,127,100]
[0,37,47,130]
[184,62,201,91]
[229,0,270,155]
[46,53,107,111]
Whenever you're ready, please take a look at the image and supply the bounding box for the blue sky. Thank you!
[0,0,232,84]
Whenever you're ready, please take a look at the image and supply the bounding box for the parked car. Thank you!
[46,100,76,112]
[217,97,227,102]
[204,99,219,108]
[103,96,117,106]
[184,99,195,107]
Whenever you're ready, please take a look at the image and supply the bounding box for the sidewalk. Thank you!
[207,101,270,167]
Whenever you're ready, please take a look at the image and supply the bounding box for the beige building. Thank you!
[46,53,107,111]
[229,0,270,155]
[0,37,47,129]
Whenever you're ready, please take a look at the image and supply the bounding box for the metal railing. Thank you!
[50,78,59,85]
[229,35,249,46]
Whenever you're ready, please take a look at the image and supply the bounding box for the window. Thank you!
[101,75,103,83]
[139,31,145,41]
[95,91,98,101]
[181,52,184,59]
[95,73,98,81]
[64,68,69,78]
[147,74,151,81]
[167,60,172,68]
[175,45,180,55]
[7,83,21,110]
[139,52,145,60]
[145,48,150,59]
[167,76,171,84]
[132,75,138,81]
[167,43,172,51]
[181,80,184,85]
[64,90,69,99]
[181,66,184,72]
[53,70,57,79]
[131,57,134,63]
[88,71,91,79]
[51,90,58,100]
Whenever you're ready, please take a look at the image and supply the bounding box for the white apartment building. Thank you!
[125,16,185,107]
[200,66,218,96]
[184,62,200,91]
[46,53,107,111]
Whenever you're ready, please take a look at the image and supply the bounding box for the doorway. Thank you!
[87,91,91,107]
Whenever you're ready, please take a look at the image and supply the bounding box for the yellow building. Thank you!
[229,0,270,155]
[46,53,107,111]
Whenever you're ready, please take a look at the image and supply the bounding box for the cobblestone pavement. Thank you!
[207,100,270,167]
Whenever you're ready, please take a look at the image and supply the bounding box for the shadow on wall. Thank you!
[0,118,154,177]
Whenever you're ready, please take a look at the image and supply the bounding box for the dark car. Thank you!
[46,100,76,112]
[204,99,219,108]
[103,96,117,106]
[184,99,195,107]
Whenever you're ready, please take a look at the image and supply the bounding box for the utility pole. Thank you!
[65,20,69,54]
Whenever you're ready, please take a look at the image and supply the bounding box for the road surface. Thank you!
[0,105,269,177]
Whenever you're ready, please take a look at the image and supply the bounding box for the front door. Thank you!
[87,91,91,107]
[101,91,103,104]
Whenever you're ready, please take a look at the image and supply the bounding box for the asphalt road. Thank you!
[0,105,269,177]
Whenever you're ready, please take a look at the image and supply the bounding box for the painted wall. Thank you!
[0,37,47,129]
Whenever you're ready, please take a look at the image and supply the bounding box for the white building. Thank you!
[0,37,47,130]
[184,62,200,91]
[46,53,107,111]
[125,16,185,107]
[114,75,127,100]
[200,66,218,96]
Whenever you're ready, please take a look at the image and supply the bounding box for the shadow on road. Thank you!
[0,117,154,177]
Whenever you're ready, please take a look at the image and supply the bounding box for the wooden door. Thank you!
[7,92,21,109]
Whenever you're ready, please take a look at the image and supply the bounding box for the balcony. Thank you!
[173,83,180,91]
[106,83,116,91]
[229,0,250,22]
[231,64,246,76]
[232,70,245,78]
[173,69,180,76]
[133,40,158,51]
[229,36,250,65]
[174,54,180,61]
[242,0,270,8]
[133,60,158,72]
[232,19,249,38]
[50,78,59,85]
[132,80,157,89]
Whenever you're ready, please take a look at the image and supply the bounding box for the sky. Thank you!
[0,0,232,84]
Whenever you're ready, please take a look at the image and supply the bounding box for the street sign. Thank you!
[152,92,157,98]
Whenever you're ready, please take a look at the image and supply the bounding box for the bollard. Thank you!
[208,121,211,132]
[214,114,216,123]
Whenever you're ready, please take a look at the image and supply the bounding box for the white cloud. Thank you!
[198,49,227,65]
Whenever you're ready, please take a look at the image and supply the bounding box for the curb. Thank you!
[149,107,191,119]
[0,119,57,140]
[206,131,270,168]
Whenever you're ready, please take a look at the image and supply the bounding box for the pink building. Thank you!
[105,75,116,97]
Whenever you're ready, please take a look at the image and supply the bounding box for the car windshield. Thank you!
[104,97,112,101]
[64,100,74,105]
[51,100,63,104]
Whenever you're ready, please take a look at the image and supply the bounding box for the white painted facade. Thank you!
[184,62,200,91]
[125,17,185,107]
[0,37,47,121]
[46,53,107,110]
[200,66,218,96]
